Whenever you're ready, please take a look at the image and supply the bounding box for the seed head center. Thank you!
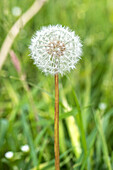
[46,41,66,57]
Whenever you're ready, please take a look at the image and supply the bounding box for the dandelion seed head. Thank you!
[12,6,22,17]
[5,151,14,159]
[21,144,30,152]
[99,103,107,111]
[29,25,82,75]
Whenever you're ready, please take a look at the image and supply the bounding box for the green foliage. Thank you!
[0,0,113,169]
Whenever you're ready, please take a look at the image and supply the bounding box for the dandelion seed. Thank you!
[29,25,82,75]
[5,151,14,159]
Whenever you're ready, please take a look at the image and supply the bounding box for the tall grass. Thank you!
[0,0,113,169]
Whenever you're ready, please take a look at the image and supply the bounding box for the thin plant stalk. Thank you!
[54,73,60,170]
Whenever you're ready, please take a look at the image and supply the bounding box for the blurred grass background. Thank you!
[0,0,113,169]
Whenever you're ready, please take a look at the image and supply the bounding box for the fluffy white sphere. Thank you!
[21,144,30,152]
[12,6,22,17]
[29,25,82,75]
[5,151,14,159]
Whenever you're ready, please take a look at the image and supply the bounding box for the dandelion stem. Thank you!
[54,73,60,170]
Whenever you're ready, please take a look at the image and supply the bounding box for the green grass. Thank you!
[0,0,113,169]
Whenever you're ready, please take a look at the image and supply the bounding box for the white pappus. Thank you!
[29,25,82,76]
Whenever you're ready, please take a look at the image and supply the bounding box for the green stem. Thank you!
[54,73,60,170]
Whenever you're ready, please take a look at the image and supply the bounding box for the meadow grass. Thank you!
[0,0,113,169]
